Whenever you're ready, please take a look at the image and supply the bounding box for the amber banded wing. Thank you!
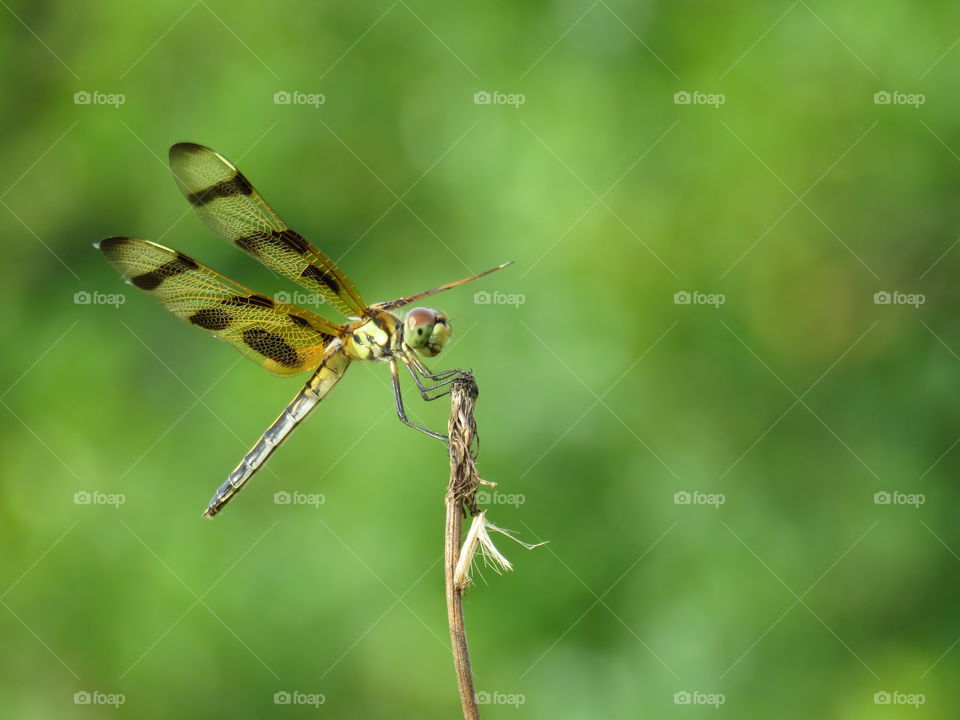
[168,143,367,318]
[97,237,341,377]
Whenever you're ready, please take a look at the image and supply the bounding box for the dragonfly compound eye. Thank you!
[422,317,451,357]
[405,307,437,347]
[404,307,450,356]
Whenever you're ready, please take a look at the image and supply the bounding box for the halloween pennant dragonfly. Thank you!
[98,143,510,517]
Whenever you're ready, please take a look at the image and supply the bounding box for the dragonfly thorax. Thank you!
[343,309,402,361]
[343,306,452,361]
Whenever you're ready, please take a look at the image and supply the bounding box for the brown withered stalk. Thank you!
[444,373,482,720]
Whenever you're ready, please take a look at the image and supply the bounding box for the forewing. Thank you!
[168,143,367,317]
[98,237,341,377]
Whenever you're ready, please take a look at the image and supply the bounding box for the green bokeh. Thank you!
[2,1,960,717]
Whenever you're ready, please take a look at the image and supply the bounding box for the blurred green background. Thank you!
[3,1,960,717]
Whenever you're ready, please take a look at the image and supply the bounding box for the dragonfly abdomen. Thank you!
[203,346,350,516]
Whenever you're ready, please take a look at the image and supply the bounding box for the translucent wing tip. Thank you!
[169,142,210,161]
[97,236,133,256]
[379,260,515,310]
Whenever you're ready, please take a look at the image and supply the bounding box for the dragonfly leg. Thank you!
[404,350,464,381]
[400,351,464,401]
[390,358,448,441]
[402,361,457,401]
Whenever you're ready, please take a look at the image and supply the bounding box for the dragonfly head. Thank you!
[403,307,451,357]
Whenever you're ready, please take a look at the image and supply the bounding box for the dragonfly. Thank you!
[98,143,510,517]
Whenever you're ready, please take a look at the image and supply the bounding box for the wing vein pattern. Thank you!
[99,236,340,376]
[169,142,367,318]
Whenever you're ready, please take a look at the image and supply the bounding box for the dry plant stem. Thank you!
[445,373,482,720]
